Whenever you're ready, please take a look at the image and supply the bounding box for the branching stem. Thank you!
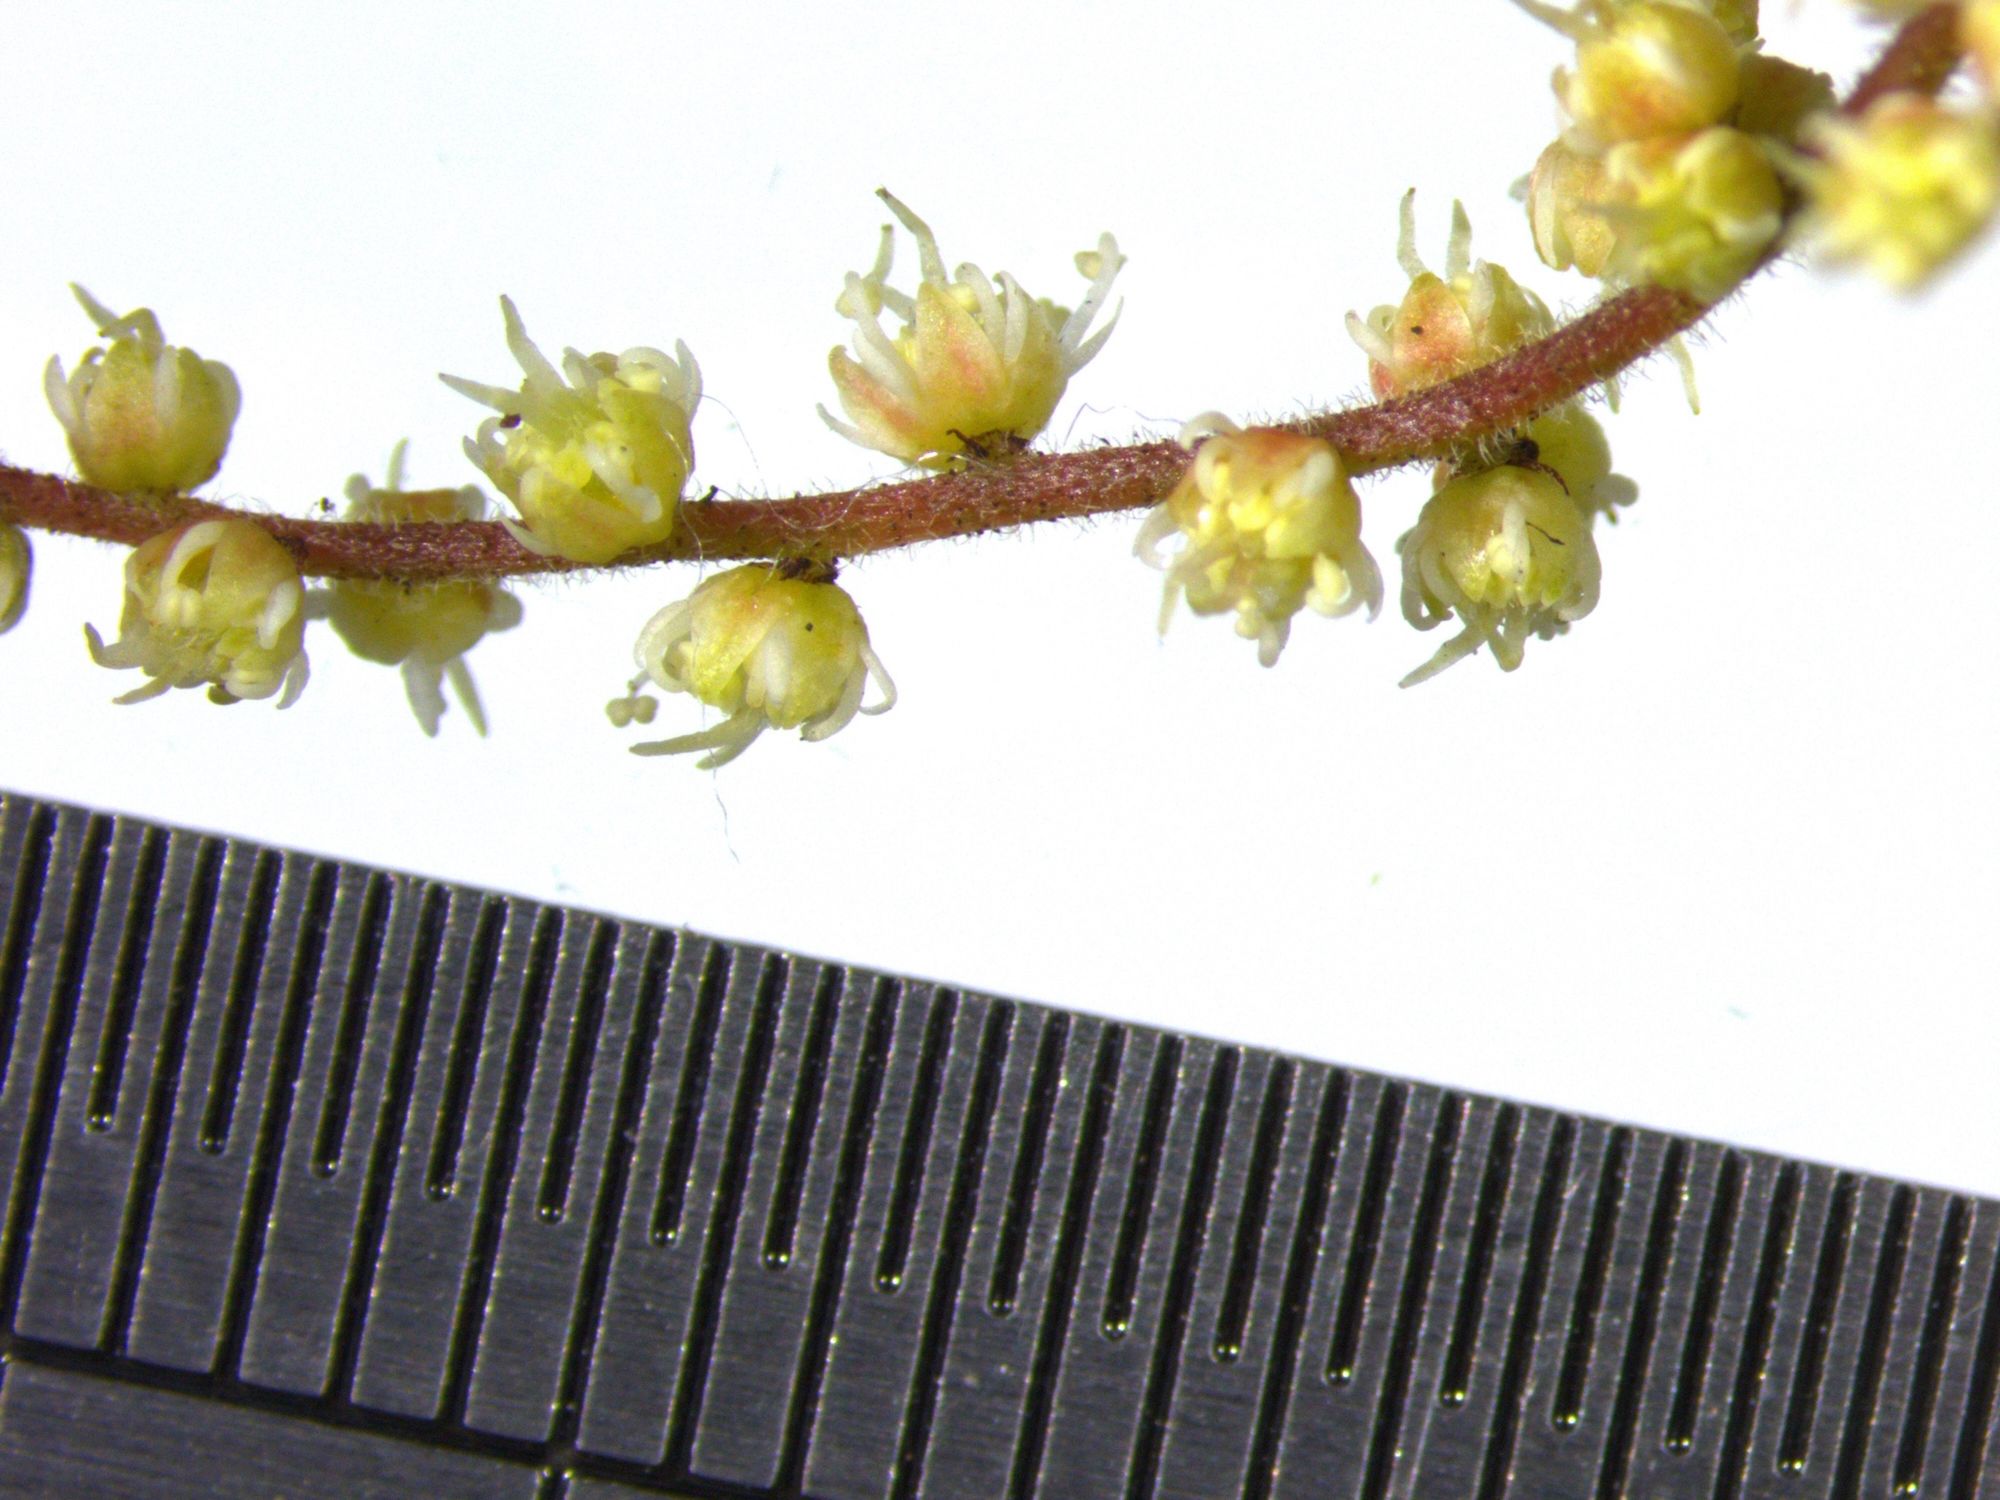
[0,5,1963,584]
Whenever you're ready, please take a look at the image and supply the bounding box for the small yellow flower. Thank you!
[821,189,1125,468]
[442,297,700,565]
[0,526,30,635]
[1602,127,1784,299]
[1785,94,2000,290]
[322,444,523,736]
[1521,404,1638,521]
[1519,0,1742,149]
[626,563,896,768]
[1135,416,1381,667]
[44,285,241,494]
[1347,194,1555,398]
[1397,463,1602,686]
[86,519,308,706]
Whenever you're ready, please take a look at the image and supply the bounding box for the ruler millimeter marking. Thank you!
[0,793,1995,1499]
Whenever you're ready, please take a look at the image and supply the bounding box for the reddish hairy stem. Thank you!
[1844,3,1964,116]
[0,7,1962,584]
[0,282,1712,581]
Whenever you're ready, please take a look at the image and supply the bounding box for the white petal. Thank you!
[1132,503,1181,569]
[439,373,523,413]
[256,579,303,650]
[384,438,409,492]
[151,345,184,433]
[959,265,1005,345]
[1396,189,1427,280]
[112,677,174,706]
[1175,411,1240,448]
[1398,626,1483,688]
[633,598,696,681]
[43,357,79,439]
[877,188,947,287]
[275,651,311,710]
[71,284,126,334]
[444,657,489,736]
[1060,233,1125,360]
[1065,300,1122,373]
[207,359,242,428]
[817,403,875,449]
[801,663,866,742]
[1445,200,1474,282]
[853,316,920,403]
[631,708,765,769]
[857,640,897,715]
[1344,311,1395,369]
[401,658,447,737]
[496,514,552,555]
[499,296,566,394]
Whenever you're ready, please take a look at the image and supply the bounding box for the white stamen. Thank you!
[498,296,567,396]
[1445,200,1474,281]
[1396,190,1428,280]
[402,658,447,737]
[878,189,947,287]
[446,657,489,737]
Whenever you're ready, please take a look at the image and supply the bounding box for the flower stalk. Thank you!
[0,6,1964,586]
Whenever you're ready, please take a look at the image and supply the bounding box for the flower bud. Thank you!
[1521,405,1638,521]
[86,519,308,706]
[1348,195,1555,398]
[1397,463,1601,685]
[1529,0,1741,149]
[1526,139,1620,277]
[1603,127,1783,299]
[1135,417,1380,667]
[44,286,240,494]
[627,563,896,768]
[821,189,1124,468]
[323,445,523,735]
[0,526,30,635]
[1787,94,2000,290]
[443,297,700,564]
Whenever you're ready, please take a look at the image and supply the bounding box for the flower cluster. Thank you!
[620,563,896,768]
[1519,0,1798,298]
[1397,464,1603,686]
[2,3,1981,773]
[1346,195,1555,399]
[45,286,241,494]
[1137,417,1380,667]
[444,298,701,564]
[321,445,523,735]
[85,519,308,706]
[1316,196,1632,681]
[1782,94,2000,288]
[822,190,1124,468]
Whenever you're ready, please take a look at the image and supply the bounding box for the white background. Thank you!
[0,3,1995,1195]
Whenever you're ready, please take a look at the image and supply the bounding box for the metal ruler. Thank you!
[0,791,1993,1500]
